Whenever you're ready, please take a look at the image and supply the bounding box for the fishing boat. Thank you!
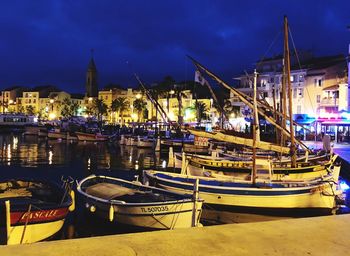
[77,175,203,229]
[144,166,342,215]
[0,113,36,132]
[75,131,109,142]
[183,152,338,181]
[0,178,74,245]
[47,129,77,141]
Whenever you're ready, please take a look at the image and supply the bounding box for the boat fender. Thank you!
[69,190,75,212]
[90,205,96,213]
[109,205,114,222]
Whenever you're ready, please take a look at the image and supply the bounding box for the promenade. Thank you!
[0,214,349,255]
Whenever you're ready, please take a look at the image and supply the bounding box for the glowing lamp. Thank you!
[49,113,56,120]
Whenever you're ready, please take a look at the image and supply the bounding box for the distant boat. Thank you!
[75,131,109,142]
[0,178,73,245]
[47,129,77,141]
[77,175,203,229]
[0,113,37,132]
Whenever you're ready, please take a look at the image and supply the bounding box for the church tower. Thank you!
[86,52,98,97]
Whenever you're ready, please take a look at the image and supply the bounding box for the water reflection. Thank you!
[0,134,164,171]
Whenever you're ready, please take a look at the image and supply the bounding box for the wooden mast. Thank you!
[284,16,297,167]
[188,56,311,152]
[252,69,259,184]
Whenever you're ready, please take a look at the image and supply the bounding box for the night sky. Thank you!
[0,1,349,93]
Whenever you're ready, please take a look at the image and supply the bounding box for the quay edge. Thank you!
[0,214,349,256]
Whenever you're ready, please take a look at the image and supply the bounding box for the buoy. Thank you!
[69,190,75,212]
[109,205,114,222]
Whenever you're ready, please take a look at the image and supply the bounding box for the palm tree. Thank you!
[173,84,187,125]
[133,98,147,122]
[194,101,208,124]
[149,88,160,121]
[61,98,80,118]
[26,105,35,115]
[223,99,241,118]
[94,99,108,124]
[111,97,129,125]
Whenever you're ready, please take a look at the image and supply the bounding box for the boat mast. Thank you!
[284,16,297,167]
[188,56,310,152]
[252,69,259,184]
[281,30,287,148]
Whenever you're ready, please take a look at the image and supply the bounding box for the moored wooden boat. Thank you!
[47,130,78,141]
[0,178,73,245]
[77,175,203,229]
[75,132,109,142]
[144,167,342,215]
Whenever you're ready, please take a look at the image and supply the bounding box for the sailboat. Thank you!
[144,16,343,215]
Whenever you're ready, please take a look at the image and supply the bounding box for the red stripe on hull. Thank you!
[10,207,69,225]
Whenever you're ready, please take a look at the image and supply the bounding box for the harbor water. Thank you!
[0,133,348,241]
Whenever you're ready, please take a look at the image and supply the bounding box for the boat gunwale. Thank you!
[145,170,336,192]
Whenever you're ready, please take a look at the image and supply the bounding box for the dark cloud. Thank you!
[0,0,349,92]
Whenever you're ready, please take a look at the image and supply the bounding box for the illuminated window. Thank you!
[316,95,321,103]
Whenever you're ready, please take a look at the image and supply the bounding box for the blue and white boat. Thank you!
[144,166,342,215]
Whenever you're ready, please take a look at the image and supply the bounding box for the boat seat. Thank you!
[86,183,142,200]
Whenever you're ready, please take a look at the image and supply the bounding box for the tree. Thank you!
[61,98,80,118]
[223,99,241,118]
[133,98,147,122]
[93,98,108,124]
[194,101,208,124]
[18,106,25,114]
[173,84,187,125]
[26,105,35,115]
[111,97,129,125]
[38,107,48,120]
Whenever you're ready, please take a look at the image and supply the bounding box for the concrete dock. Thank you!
[1,214,349,255]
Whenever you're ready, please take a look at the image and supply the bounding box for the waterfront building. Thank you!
[0,86,28,113]
[231,53,348,140]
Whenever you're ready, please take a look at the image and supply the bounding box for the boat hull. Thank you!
[76,132,109,142]
[84,197,202,229]
[145,169,341,214]
[2,217,66,245]
[0,179,72,245]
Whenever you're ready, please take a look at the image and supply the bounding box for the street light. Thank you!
[136,93,141,99]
